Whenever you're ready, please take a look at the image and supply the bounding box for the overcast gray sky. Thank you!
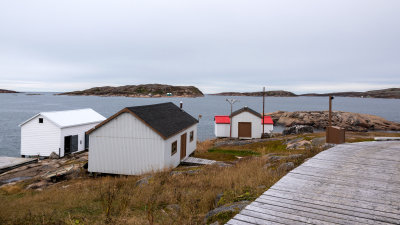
[0,0,399,93]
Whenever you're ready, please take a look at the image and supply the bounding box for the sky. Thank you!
[0,0,399,94]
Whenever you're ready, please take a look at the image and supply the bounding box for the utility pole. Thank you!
[329,96,334,127]
[226,98,239,138]
[262,87,265,138]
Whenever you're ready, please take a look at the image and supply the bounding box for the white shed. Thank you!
[214,107,274,139]
[214,116,230,138]
[19,108,106,157]
[87,102,198,175]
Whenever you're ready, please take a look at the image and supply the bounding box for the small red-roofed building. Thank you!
[214,107,274,139]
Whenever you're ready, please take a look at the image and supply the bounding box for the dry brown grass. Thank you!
[0,135,332,225]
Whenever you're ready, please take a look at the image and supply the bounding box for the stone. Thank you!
[165,204,180,213]
[204,201,250,224]
[286,140,312,150]
[267,155,285,162]
[263,163,273,169]
[215,193,224,206]
[49,152,59,159]
[215,162,233,168]
[210,222,220,225]
[170,169,200,176]
[283,125,314,135]
[278,162,295,172]
[135,175,152,187]
[287,154,303,160]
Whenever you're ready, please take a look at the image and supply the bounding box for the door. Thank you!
[64,136,71,155]
[180,133,187,160]
[238,122,252,138]
[71,135,78,152]
[64,135,79,155]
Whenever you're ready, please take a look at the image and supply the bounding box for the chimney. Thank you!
[180,101,183,109]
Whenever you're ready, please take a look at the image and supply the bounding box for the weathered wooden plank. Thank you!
[257,195,399,224]
[226,218,257,225]
[268,188,400,216]
[287,172,400,194]
[265,189,400,221]
[273,176,400,206]
[293,166,400,186]
[305,157,400,170]
[227,141,400,225]
[241,209,307,224]
[232,214,287,225]
[248,202,344,224]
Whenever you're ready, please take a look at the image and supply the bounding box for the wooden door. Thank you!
[71,135,78,152]
[180,133,187,160]
[238,122,252,138]
[64,136,71,155]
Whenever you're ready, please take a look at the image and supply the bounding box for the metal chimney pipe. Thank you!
[180,101,183,109]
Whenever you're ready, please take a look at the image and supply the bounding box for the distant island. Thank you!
[300,88,400,99]
[212,88,400,99]
[0,89,18,93]
[211,90,296,97]
[57,84,204,98]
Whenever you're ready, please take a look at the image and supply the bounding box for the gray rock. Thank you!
[49,152,59,159]
[170,169,200,176]
[165,204,180,213]
[283,125,314,135]
[257,185,267,189]
[215,162,233,168]
[278,162,295,172]
[204,201,250,224]
[267,155,285,162]
[287,154,303,160]
[210,222,220,225]
[135,175,152,187]
[263,163,273,169]
[215,193,224,206]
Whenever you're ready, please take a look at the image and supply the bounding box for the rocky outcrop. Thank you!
[57,84,204,98]
[300,88,400,99]
[211,90,296,97]
[0,89,18,93]
[283,125,314,135]
[267,111,400,131]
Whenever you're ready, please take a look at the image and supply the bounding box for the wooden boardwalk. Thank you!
[0,157,37,174]
[227,141,400,225]
[181,157,217,165]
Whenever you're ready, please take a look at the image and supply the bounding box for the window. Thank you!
[190,131,194,142]
[39,118,43,123]
[171,141,177,155]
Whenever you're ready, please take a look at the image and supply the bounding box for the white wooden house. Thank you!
[19,108,106,157]
[87,102,198,175]
[214,107,273,139]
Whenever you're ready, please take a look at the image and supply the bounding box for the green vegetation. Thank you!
[2,131,393,224]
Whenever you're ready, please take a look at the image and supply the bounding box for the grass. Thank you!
[4,131,389,224]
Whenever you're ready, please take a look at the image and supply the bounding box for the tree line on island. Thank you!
[2,85,399,99]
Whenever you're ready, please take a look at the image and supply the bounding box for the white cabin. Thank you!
[214,107,273,139]
[19,108,106,157]
[88,102,198,175]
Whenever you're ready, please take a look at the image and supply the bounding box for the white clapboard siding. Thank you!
[60,122,99,157]
[163,124,198,169]
[263,124,273,133]
[231,111,263,139]
[89,112,165,175]
[21,115,61,157]
[215,123,230,137]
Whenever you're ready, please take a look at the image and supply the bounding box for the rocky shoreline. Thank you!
[57,84,204,98]
[267,111,400,131]
[211,90,296,97]
[0,89,18,93]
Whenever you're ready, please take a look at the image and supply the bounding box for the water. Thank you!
[1,93,399,157]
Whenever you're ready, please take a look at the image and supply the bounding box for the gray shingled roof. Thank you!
[127,102,198,139]
[230,106,262,118]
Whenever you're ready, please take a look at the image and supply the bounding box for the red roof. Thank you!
[215,115,230,124]
[262,116,273,125]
